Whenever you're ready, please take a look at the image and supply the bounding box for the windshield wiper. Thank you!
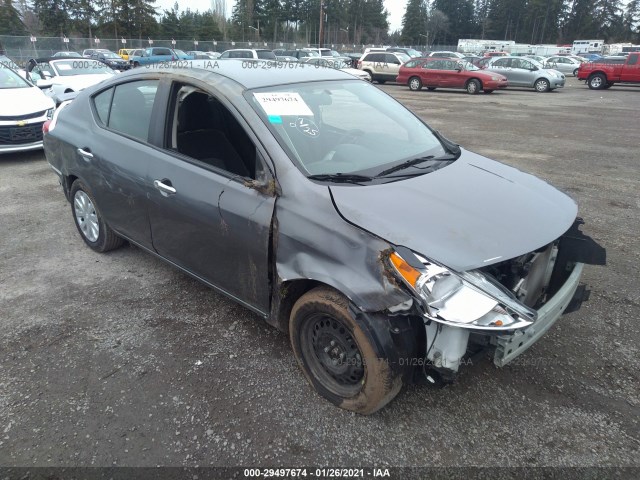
[375,156,437,177]
[307,173,373,184]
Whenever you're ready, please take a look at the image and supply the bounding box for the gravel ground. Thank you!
[0,76,638,471]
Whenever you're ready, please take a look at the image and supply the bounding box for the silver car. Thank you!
[543,56,583,76]
[485,56,565,92]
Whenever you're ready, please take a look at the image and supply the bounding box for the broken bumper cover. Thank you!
[493,262,584,367]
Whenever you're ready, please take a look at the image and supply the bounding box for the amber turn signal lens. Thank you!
[390,252,421,287]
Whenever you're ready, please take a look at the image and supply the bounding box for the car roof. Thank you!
[111,59,351,90]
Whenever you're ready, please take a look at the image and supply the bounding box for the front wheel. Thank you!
[534,78,550,92]
[588,73,607,90]
[70,180,124,253]
[408,76,422,91]
[466,79,481,94]
[290,287,402,414]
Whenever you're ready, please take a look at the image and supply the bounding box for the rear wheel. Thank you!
[534,78,550,92]
[408,76,422,91]
[290,287,402,414]
[588,73,607,90]
[466,79,481,94]
[70,180,124,253]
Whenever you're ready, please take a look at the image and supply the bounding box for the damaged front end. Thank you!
[388,218,606,381]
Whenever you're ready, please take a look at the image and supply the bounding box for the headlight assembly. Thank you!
[389,249,536,330]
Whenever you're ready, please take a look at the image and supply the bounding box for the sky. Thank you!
[155,0,407,32]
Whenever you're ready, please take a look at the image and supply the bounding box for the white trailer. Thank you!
[572,40,604,54]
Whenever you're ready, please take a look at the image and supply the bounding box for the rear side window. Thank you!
[92,80,159,142]
[628,55,638,65]
[404,60,419,68]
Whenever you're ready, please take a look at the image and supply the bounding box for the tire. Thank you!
[573,68,579,77]
[133,61,140,68]
[408,76,422,91]
[534,78,550,92]
[483,89,494,94]
[427,87,436,91]
[588,73,607,90]
[466,79,481,94]
[70,180,124,253]
[290,287,402,415]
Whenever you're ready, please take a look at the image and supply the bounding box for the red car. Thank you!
[397,57,509,94]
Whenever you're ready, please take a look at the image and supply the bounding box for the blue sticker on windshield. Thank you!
[268,115,283,124]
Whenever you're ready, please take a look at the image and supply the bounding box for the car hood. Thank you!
[330,149,578,272]
[53,74,114,90]
[0,86,55,116]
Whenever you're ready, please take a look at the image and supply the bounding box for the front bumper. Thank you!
[0,140,43,154]
[0,118,46,154]
[493,262,584,366]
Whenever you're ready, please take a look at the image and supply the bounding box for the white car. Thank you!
[302,57,371,81]
[0,64,55,154]
[25,58,115,103]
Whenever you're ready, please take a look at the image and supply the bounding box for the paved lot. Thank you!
[0,77,638,469]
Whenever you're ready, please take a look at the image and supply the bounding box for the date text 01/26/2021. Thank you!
[243,468,391,478]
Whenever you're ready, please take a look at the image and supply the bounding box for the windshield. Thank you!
[528,58,544,69]
[0,66,31,89]
[257,50,277,60]
[53,60,114,76]
[249,80,447,178]
[406,49,421,58]
[397,53,411,63]
[462,61,480,71]
[174,49,187,56]
[0,56,21,71]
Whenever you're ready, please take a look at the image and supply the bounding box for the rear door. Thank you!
[82,78,162,248]
[146,80,276,314]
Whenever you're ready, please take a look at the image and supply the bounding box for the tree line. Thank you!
[399,0,640,47]
[0,0,639,46]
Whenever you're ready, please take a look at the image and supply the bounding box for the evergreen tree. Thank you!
[400,0,428,45]
[431,0,475,44]
[0,0,27,34]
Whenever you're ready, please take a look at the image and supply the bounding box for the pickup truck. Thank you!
[129,47,178,67]
[577,52,640,89]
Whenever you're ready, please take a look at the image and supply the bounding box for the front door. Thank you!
[146,82,276,314]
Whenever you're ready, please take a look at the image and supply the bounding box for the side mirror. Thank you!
[42,71,52,79]
[36,79,53,89]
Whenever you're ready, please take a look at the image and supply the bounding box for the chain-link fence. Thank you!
[0,35,457,64]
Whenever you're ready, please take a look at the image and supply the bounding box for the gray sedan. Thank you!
[485,56,566,91]
[543,56,583,76]
[43,61,603,414]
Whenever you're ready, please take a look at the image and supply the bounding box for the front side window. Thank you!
[92,80,159,142]
[166,84,259,179]
[249,81,448,178]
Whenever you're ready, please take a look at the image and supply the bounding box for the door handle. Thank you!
[153,179,177,195]
[77,148,93,160]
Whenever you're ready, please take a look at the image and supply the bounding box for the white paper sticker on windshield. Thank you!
[254,92,313,116]
[57,64,72,70]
